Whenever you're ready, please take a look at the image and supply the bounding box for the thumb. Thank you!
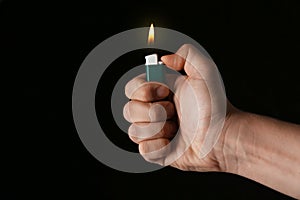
[161,53,185,71]
[161,44,215,79]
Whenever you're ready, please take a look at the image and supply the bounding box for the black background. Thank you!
[1,0,299,199]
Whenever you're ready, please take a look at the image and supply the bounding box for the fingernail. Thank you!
[123,103,131,122]
[156,86,168,98]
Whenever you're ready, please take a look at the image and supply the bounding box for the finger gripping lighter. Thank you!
[145,54,165,83]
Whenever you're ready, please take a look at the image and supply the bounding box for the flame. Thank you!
[148,23,154,44]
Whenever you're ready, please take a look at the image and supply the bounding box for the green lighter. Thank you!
[145,54,165,83]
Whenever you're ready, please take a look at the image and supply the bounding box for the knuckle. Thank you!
[149,104,164,121]
[125,75,145,99]
[165,101,175,117]
[138,139,170,166]
[139,83,156,101]
[146,84,156,100]
[130,83,157,102]
[161,138,170,146]
[161,122,169,137]
[179,44,194,55]
[181,43,192,50]
[149,101,175,121]
[137,85,149,101]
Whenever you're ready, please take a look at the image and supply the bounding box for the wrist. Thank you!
[209,102,300,198]
[213,103,249,173]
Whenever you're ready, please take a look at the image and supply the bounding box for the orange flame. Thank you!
[148,23,154,44]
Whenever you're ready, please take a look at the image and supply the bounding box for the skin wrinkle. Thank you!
[126,75,169,102]
[237,115,258,176]
[221,109,242,174]
[235,120,242,175]
[251,133,297,180]
[245,144,298,195]
[219,112,234,173]
[129,121,176,143]
[234,114,300,198]
[247,115,288,174]
[139,138,170,158]
[243,127,255,174]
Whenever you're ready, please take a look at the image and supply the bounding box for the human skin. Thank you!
[123,44,300,198]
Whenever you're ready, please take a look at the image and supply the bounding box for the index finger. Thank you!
[125,74,169,102]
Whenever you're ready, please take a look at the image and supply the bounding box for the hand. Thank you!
[123,44,229,171]
[123,44,300,198]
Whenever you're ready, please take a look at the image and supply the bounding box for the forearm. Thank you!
[222,110,300,198]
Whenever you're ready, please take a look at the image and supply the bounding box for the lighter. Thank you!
[145,53,165,83]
